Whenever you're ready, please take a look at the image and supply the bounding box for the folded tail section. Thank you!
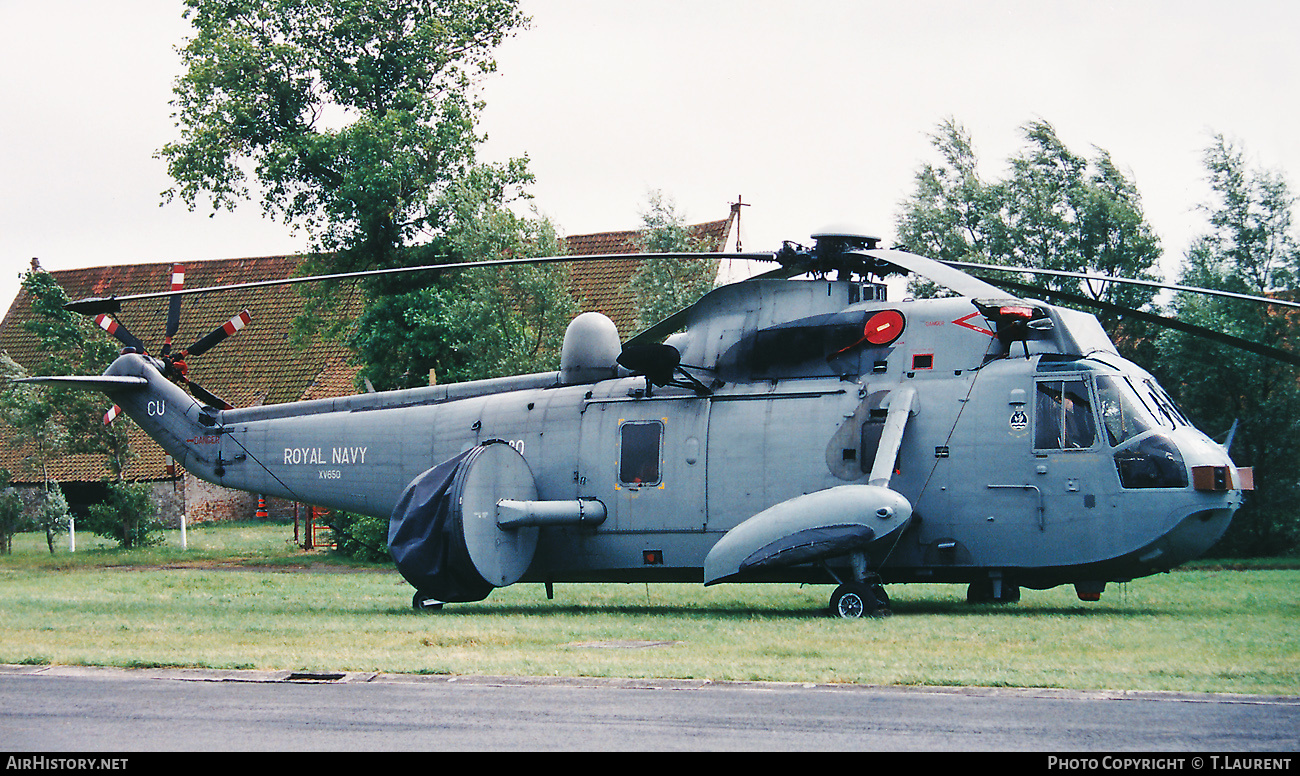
[19,353,227,482]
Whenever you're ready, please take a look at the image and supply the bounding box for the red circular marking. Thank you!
[863,310,905,345]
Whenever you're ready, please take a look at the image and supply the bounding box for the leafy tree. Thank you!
[159,0,556,385]
[895,119,997,268]
[0,472,28,555]
[897,118,1162,340]
[34,481,70,555]
[324,510,390,562]
[626,191,720,332]
[1,271,136,485]
[348,163,577,388]
[0,272,139,554]
[161,0,527,263]
[0,357,69,509]
[1154,136,1300,556]
[160,0,527,296]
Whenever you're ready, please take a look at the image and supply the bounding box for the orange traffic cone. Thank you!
[255,496,269,520]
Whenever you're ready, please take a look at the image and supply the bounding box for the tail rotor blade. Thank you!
[93,314,147,354]
[103,404,121,425]
[160,264,185,356]
[183,310,251,358]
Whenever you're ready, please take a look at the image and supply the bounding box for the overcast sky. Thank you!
[2,1,1297,318]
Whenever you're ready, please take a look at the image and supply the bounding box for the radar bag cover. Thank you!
[388,449,494,603]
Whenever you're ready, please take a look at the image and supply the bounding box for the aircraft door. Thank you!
[1030,375,1111,541]
[578,395,709,531]
[931,371,1046,566]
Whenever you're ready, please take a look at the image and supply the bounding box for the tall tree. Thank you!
[161,0,527,266]
[11,270,136,480]
[1154,136,1300,556]
[897,118,1162,334]
[626,191,720,332]
[160,0,543,379]
[0,270,136,551]
[896,118,996,268]
[0,471,25,555]
[348,162,577,389]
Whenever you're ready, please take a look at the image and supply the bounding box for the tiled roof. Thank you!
[0,215,734,483]
[563,217,733,337]
[0,256,362,483]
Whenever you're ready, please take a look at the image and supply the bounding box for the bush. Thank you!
[85,481,164,549]
[325,511,392,563]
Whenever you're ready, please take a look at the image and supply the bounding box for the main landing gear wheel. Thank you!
[965,580,1021,604]
[829,582,891,619]
[412,592,444,611]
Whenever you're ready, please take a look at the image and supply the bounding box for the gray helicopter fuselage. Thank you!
[99,277,1245,592]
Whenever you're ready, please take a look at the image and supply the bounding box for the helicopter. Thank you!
[23,230,1283,618]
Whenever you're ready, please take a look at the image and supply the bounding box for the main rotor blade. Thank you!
[862,250,1015,299]
[943,260,1300,310]
[182,310,251,358]
[92,314,147,354]
[64,252,774,312]
[983,277,1300,367]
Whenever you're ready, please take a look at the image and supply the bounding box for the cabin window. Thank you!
[1034,378,1097,450]
[619,421,662,486]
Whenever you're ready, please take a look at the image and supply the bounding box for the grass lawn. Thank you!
[1,521,1297,694]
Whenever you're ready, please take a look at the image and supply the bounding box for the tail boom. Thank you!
[23,354,227,480]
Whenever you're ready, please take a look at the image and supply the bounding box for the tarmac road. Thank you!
[1,665,1297,752]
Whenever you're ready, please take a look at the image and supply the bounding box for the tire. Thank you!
[829,583,891,619]
[412,592,444,611]
[965,580,1021,604]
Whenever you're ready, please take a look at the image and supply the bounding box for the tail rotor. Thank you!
[83,263,251,414]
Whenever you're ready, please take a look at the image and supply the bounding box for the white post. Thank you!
[68,516,75,552]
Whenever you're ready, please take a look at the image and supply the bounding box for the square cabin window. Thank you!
[619,421,662,485]
[1034,378,1098,450]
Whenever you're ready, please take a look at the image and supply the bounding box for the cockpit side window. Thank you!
[1034,378,1097,450]
[619,420,662,486]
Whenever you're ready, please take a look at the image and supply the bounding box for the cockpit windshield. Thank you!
[1095,375,1164,446]
[1095,372,1191,489]
[1142,379,1190,427]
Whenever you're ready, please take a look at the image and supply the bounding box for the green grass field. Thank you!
[1,522,1297,694]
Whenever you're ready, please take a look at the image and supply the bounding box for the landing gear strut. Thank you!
[827,551,891,619]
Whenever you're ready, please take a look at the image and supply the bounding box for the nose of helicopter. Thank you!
[1131,432,1248,572]
[1139,500,1239,571]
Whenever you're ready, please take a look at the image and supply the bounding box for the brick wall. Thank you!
[182,473,258,524]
